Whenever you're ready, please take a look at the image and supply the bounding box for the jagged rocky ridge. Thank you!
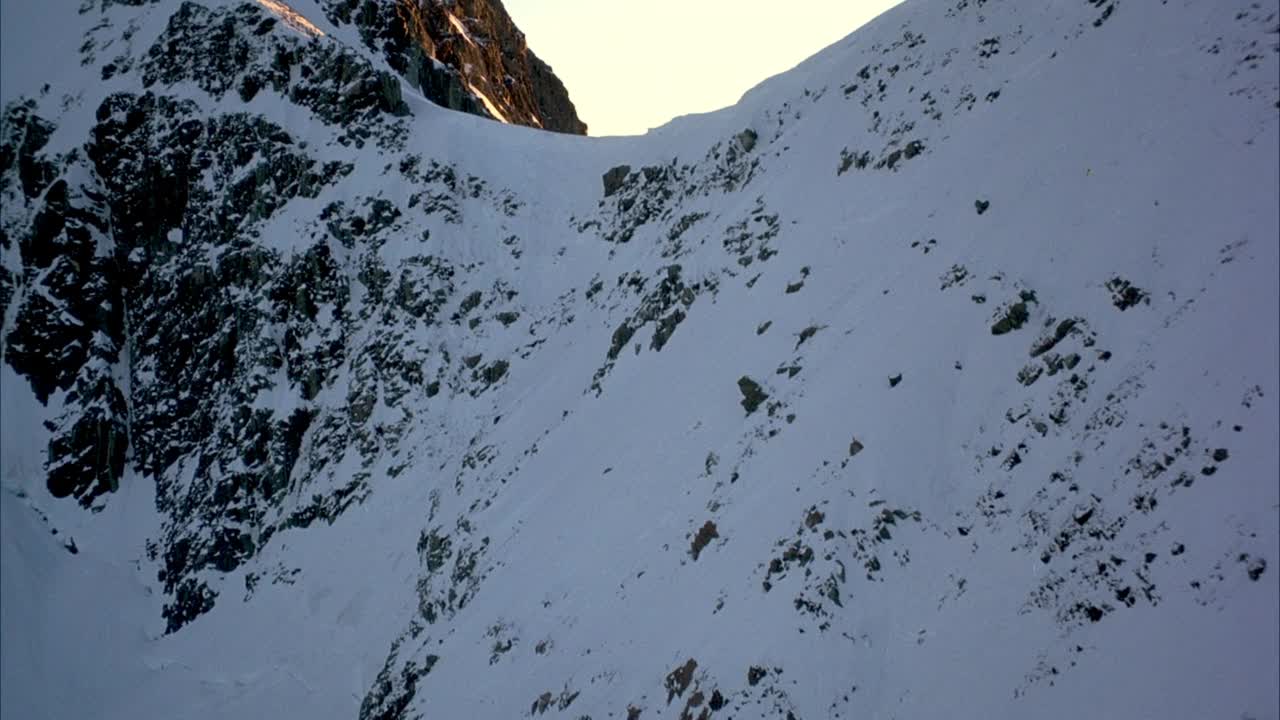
[1,0,1277,719]
[83,0,584,133]
[332,0,587,133]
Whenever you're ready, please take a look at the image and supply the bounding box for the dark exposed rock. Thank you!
[1105,277,1149,310]
[991,301,1030,335]
[1017,364,1043,386]
[1241,554,1267,581]
[143,2,410,148]
[796,325,820,348]
[738,377,769,414]
[46,374,130,503]
[690,520,719,560]
[591,265,706,393]
[5,169,121,405]
[359,636,439,720]
[2,116,131,506]
[1030,317,1079,357]
[0,84,449,630]
[163,578,217,634]
[603,165,631,197]
[0,100,58,201]
[838,148,871,175]
[665,658,698,703]
[479,359,509,385]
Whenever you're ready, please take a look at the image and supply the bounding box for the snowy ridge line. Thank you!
[256,0,325,38]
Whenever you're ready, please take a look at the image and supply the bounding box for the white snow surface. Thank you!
[447,10,478,47]
[2,0,1278,719]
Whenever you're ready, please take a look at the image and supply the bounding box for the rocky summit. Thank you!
[330,0,587,133]
[1,1,1277,719]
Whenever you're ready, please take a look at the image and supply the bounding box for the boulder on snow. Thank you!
[603,164,631,197]
[738,376,769,414]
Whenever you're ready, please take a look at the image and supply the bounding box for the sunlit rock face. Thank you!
[324,0,587,134]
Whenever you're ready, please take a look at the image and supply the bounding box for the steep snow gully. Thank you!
[1,0,1278,719]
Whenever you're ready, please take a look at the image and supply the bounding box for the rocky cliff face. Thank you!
[1,1,1277,719]
[327,0,587,133]
[2,0,580,630]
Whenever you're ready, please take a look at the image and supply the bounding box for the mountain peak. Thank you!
[328,0,587,133]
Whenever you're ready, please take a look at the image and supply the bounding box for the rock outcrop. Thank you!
[325,0,587,134]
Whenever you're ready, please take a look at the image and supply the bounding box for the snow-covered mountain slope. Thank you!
[2,0,1277,718]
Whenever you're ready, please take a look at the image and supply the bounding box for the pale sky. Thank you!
[503,0,901,136]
